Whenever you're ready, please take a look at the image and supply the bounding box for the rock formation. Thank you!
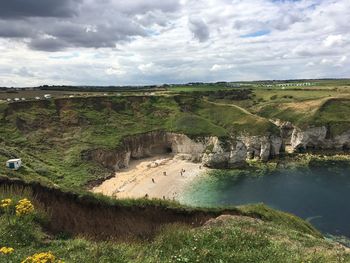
[291,126,350,152]
[82,131,283,170]
[272,119,350,152]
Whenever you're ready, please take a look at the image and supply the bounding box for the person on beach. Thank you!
[163,171,167,176]
[152,178,155,183]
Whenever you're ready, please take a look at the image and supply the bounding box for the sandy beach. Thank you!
[92,155,207,201]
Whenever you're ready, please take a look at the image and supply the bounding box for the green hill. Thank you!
[0,96,277,190]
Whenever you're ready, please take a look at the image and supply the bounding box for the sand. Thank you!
[92,155,207,201]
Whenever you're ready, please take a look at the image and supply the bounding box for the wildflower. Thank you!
[16,198,34,217]
[0,246,14,255]
[0,198,12,209]
[21,251,64,263]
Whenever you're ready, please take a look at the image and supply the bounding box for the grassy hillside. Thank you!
[256,97,350,135]
[0,95,275,190]
[167,81,350,136]
[1,186,348,263]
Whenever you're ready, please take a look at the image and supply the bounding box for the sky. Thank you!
[0,0,349,87]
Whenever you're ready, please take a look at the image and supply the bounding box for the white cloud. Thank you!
[138,62,154,74]
[105,66,125,76]
[210,64,235,71]
[323,34,344,47]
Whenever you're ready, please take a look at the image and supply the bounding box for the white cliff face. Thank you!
[83,131,283,170]
[169,133,206,161]
[291,126,350,151]
[239,135,282,161]
[171,135,247,168]
[172,133,282,167]
[291,126,327,151]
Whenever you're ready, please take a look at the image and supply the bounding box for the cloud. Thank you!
[0,0,81,18]
[210,64,235,72]
[29,37,67,52]
[105,66,125,76]
[12,67,36,77]
[0,0,181,51]
[0,0,349,86]
[188,17,210,42]
[138,63,155,74]
[323,34,344,47]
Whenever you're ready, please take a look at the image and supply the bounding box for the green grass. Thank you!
[0,213,345,263]
[1,88,350,192]
[312,99,350,135]
[172,114,228,137]
[194,101,279,136]
[256,97,350,136]
[1,189,348,263]
[0,95,277,190]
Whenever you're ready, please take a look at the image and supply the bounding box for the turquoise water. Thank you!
[181,161,350,237]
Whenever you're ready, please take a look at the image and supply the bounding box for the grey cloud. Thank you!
[12,67,36,77]
[189,17,210,42]
[43,20,145,49]
[110,1,181,15]
[28,37,68,52]
[0,0,81,18]
[0,20,36,38]
[0,0,180,51]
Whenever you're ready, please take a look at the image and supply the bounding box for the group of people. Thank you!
[145,165,202,200]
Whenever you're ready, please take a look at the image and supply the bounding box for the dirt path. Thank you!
[92,155,208,201]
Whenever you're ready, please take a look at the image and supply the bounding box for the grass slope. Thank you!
[257,97,350,136]
[1,188,348,263]
[0,95,276,190]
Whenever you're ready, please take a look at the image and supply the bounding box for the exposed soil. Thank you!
[0,176,240,241]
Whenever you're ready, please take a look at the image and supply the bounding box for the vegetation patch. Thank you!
[0,187,348,263]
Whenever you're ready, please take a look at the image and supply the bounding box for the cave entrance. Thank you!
[306,144,316,151]
[149,144,173,155]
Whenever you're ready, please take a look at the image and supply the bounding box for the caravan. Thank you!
[6,159,22,170]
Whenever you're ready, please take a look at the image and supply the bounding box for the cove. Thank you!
[181,160,350,237]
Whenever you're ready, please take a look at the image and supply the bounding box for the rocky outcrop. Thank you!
[82,131,283,170]
[291,126,350,152]
[271,118,350,152]
[201,138,247,168]
[271,119,294,146]
[239,135,282,161]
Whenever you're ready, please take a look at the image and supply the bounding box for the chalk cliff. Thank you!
[291,126,350,151]
[82,131,283,170]
[272,119,350,152]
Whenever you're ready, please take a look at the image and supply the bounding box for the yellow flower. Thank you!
[0,246,14,255]
[16,198,34,217]
[0,198,12,209]
[21,251,63,263]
